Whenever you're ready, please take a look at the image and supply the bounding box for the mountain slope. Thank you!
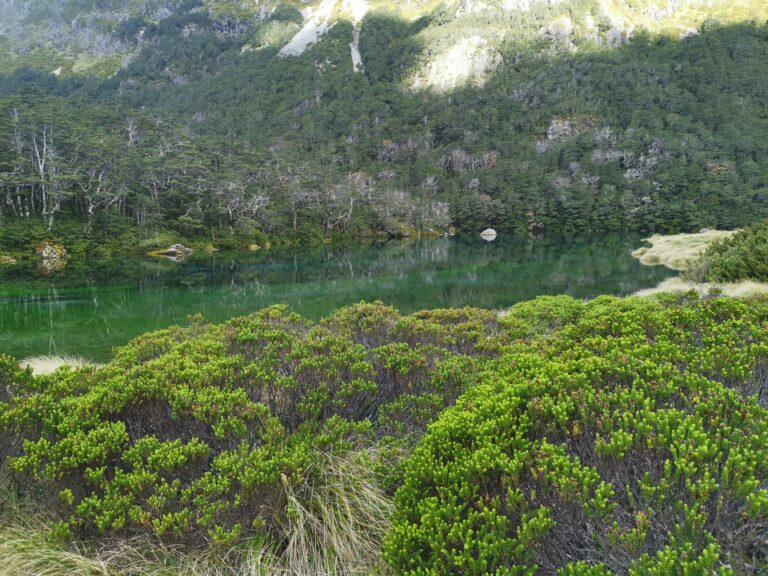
[0,0,767,248]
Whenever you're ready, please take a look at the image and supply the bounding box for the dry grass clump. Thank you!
[635,276,768,298]
[18,355,102,376]
[252,448,394,576]
[631,230,736,271]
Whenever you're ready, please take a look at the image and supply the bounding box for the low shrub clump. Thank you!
[385,295,768,575]
[0,303,500,552]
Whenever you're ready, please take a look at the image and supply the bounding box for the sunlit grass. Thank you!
[631,230,737,271]
[635,276,768,298]
[19,356,103,375]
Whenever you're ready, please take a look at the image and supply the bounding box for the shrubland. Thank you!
[1,295,767,574]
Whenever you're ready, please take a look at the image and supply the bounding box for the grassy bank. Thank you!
[630,230,736,271]
[632,223,768,297]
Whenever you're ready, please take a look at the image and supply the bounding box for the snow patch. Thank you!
[279,0,338,57]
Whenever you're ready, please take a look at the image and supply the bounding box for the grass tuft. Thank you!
[0,447,393,576]
[18,356,102,375]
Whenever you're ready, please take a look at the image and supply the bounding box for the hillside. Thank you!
[1,0,768,250]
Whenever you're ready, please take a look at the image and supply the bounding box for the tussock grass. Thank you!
[19,355,102,375]
[631,230,737,271]
[261,448,394,576]
[0,523,110,576]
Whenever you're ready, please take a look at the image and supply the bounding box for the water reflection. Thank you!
[0,235,673,361]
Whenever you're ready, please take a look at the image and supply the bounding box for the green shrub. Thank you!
[0,303,498,545]
[689,220,768,282]
[385,296,768,575]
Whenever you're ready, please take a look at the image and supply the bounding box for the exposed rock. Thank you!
[480,228,498,241]
[412,36,502,93]
[150,244,194,262]
[35,241,68,275]
[279,0,337,57]
[606,28,625,48]
[350,26,364,73]
[342,0,370,23]
[502,0,564,11]
[0,254,17,265]
[541,15,575,51]
[536,117,594,153]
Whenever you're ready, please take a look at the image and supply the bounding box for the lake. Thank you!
[0,235,673,362]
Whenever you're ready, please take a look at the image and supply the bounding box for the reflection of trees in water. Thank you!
[437,286,496,309]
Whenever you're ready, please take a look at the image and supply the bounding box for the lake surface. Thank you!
[0,235,673,362]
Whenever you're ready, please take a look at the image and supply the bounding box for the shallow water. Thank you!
[0,235,673,362]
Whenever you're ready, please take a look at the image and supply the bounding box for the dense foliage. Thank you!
[385,295,768,574]
[2,1,768,249]
[1,295,768,574]
[0,303,499,544]
[689,220,768,283]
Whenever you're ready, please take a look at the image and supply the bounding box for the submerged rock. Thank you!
[35,241,68,275]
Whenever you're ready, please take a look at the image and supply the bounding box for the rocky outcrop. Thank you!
[412,36,502,93]
[150,244,194,262]
[0,254,17,265]
[278,0,337,57]
[35,241,68,275]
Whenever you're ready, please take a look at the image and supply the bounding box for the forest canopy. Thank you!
[1,4,768,250]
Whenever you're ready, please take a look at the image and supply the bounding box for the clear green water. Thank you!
[0,235,672,362]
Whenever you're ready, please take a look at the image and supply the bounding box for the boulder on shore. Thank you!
[150,244,194,261]
[480,228,497,241]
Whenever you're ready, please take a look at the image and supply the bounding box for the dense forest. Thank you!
[1,0,768,252]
